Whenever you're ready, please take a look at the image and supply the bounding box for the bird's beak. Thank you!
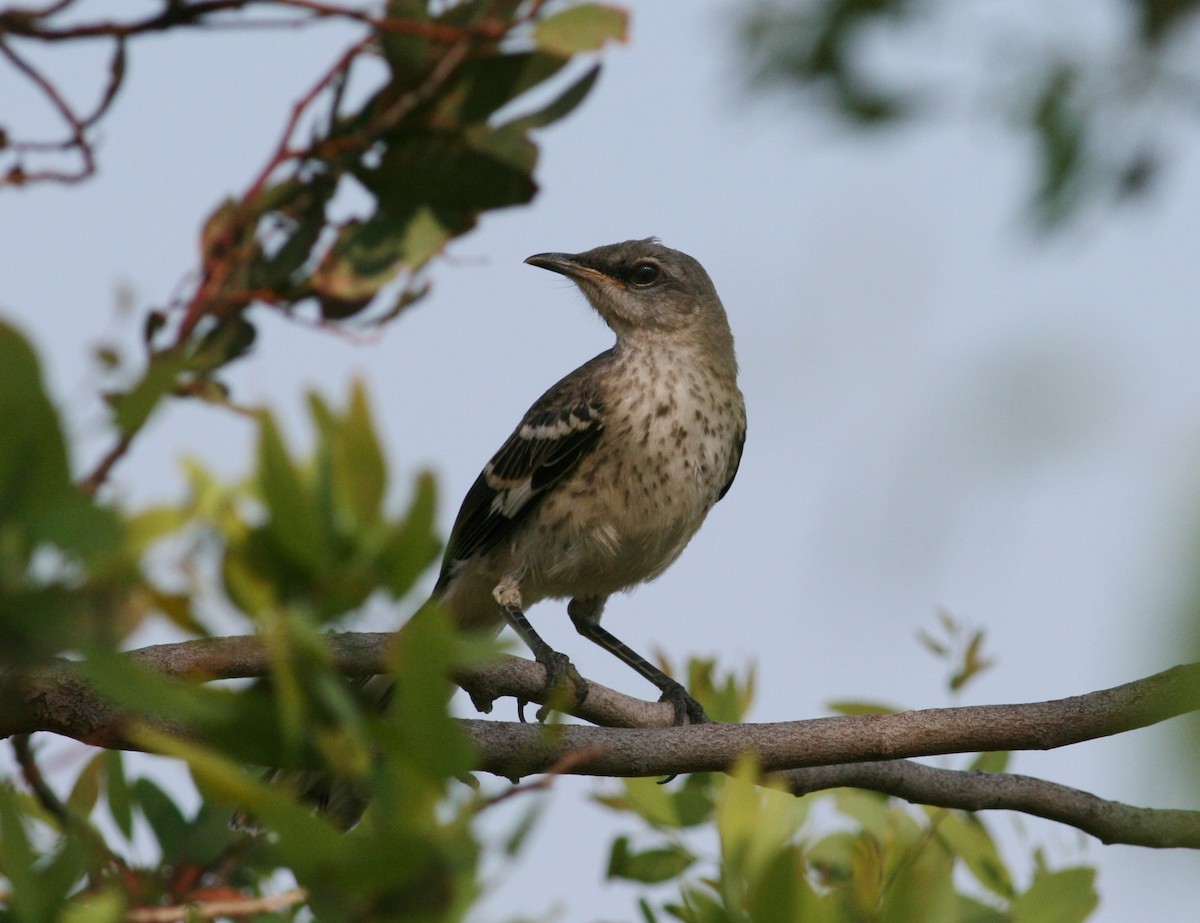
[525,252,610,286]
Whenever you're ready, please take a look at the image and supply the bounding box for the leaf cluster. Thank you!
[737,0,1200,225]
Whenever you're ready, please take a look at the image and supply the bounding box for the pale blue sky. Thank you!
[3,2,1199,919]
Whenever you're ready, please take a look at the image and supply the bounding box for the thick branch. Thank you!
[3,634,1199,848]
[460,660,1200,776]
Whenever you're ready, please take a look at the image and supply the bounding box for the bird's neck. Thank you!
[611,323,739,384]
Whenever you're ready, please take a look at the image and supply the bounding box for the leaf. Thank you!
[969,749,1011,774]
[606,836,695,884]
[606,777,681,828]
[382,470,440,599]
[132,777,191,859]
[533,4,628,55]
[827,699,901,716]
[67,751,105,817]
[110,347,190,436]
[444,52,569,124]
[257,413,323,573]
[60,889,125,923]
[950,629,995,691]
[880,831,956,923]
[504,63,601,132]
[325,381,387,531]
[746,845,808,923]
[104,751,133,839]
[133,727,342,875]
[386,605,476,782]
[1012,867,1099,923]
[932,810,1014,899]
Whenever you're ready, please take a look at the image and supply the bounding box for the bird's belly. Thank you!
[519,451,717,600]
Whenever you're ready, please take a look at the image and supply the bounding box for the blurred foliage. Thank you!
[737,0,1200,225]
[0,322,134,666]
[597,667,1096,923]
[2,0,626,481]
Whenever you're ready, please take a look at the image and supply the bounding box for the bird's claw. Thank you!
[660,682,709,726]
[534,650,588,722]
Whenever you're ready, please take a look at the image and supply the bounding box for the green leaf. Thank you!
[67,751,104,817]
[386,605,476,782]
[607,836,696,884]
[368,133,538,212]
[969,749,1011,774]
[103,751,133,839]
[827,699,901,716]
[932,809,1014,898]
[1012,866,1099,923]
[504,63,602,132]
[60,889,125,923]
[0,786,38,895]
[382,470,440,599]
[110,347,190,436]
[746,845,810,923]
[445,52,569,123]
[132,777,190,859]
[329,381,386,530]
[880,831,956,923]
[257,413,323,573]
[534,4,628,55]
[134,727,342,875]
[834,788,892,841]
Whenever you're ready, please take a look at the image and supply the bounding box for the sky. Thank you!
[4,1,1200,920]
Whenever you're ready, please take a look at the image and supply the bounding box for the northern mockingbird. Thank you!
[235,239,744,829]
[437,238,746,724]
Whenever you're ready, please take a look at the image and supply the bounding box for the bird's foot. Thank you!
[660,681,709,726]
[531,649,588,723]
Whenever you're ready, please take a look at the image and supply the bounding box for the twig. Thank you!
[11,734,72,825]
[127,886,308,923]
[0,36,96,185]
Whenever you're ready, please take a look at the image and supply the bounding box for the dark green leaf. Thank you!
[444,52,569,124]
[382,470,440,599]
[607,836,696,884]
[257,413,323,573]
[132,777,190,859]
[111,347,190,436]
[504,63,601,132]
[104,751,133,839]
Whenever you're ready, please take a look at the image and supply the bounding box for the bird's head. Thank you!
[525,239,729,345]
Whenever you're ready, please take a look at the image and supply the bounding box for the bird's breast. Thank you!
[520,359,742,599]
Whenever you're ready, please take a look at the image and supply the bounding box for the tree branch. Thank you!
[3,634,1198,848]
[777,760,1200,848]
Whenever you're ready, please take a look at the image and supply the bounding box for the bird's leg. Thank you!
[567,596,709,726]
[493,576,588,721]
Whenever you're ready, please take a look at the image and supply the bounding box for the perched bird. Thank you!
[234,239,744,830]
[435,238,746,724]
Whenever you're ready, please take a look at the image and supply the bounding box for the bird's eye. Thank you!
[630,262,661,286]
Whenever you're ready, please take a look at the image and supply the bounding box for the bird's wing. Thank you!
[434,353,611,591]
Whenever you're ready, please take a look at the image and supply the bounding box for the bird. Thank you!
[433,238,746,725]
[233,239,745,830]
